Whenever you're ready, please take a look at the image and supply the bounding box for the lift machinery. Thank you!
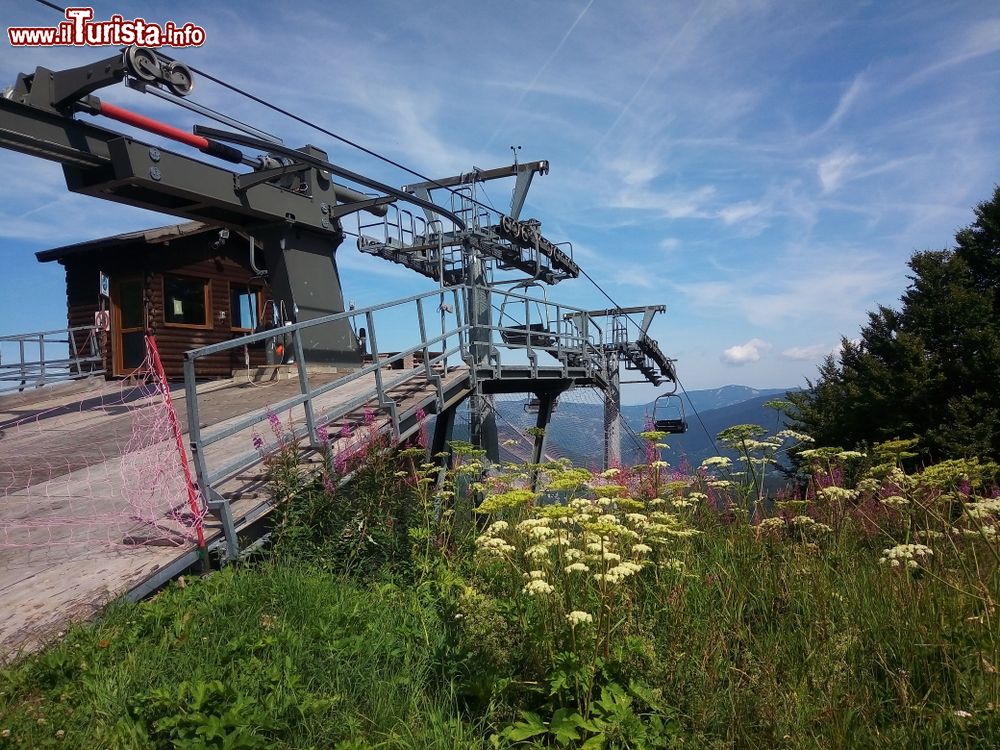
[0,44,683,469]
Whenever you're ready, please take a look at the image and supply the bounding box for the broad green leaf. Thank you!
[550,708,582,745]
[505,711,548,741]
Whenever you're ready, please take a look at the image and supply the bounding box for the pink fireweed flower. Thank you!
[334,451,349,474]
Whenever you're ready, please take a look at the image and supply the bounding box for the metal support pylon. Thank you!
[604,358,621,469]
[530,392,558,490]
[465,240,500,463]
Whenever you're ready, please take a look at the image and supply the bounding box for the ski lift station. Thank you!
[0,44,685,654]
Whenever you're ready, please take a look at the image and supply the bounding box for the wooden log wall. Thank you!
[60,234,272,380]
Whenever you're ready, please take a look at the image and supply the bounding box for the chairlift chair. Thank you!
[498,281,558,349]
[525,395,559,414]
[652,392,688,434]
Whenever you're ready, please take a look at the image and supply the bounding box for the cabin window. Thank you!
[163,275,210,327]
[230,285,261,331]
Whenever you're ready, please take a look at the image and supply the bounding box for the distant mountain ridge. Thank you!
[622,385,793,424]
[484,385,800,468]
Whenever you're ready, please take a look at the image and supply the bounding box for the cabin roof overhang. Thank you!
[35,221,219,263]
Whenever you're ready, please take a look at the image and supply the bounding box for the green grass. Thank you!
[1,527,997,748]
[1,434,998,749]
[648,521,999,748]
[0,563,485,749]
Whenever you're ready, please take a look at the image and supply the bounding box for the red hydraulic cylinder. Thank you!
[94,100,244,163]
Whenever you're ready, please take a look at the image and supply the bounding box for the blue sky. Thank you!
[1,1,999,403]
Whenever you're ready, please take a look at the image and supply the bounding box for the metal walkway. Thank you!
[0,364,468,657]
[0,41,685,658]
[181,283,614,559]
[0,282,607,657]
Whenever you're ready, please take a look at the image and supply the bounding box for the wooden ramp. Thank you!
[0,366,470,660]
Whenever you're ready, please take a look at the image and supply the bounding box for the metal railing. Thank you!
[0,325,104,393]
[357,206,464,282]
[355,186,577,286]
[488,284,604,376]
[181,283,609,558]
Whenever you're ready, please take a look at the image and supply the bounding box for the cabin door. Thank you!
[111,277,146,376]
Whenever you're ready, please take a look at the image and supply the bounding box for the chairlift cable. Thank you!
[26,1,489,217]
[32,0,63,12]
[576,265,719,455]
[676,376,720,457]
[29,0,710,456]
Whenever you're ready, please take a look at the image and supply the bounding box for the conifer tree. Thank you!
[789,187,1000,461]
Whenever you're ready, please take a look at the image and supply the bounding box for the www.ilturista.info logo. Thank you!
[8,7,206,48]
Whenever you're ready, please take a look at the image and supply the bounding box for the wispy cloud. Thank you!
[896,17,1000,92]
[817,150,862,193]
[609,184,716,219]
[717,200,769,226]
[483,0,596,151]
[781,343,832,361]
[814,72,868,135]
[672,246,900,328]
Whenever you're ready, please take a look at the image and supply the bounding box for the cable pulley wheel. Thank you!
[125,46,161,82]
[164,62,195,97]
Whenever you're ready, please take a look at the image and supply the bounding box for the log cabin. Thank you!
[36,222,274,380]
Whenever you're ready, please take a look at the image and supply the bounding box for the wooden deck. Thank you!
[0,366,470,660]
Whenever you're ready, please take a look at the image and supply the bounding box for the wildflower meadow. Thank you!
[0,415,997,748]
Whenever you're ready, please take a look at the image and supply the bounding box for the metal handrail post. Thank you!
[416,297,431,379]
[18,339,26,389]
[184,356,238,560]
[69,328,80,375]
[290,327,317,447]
[555,303,564,372]
[416,296,444,405]
[37,334,45,387]
[366,310,383,398]
[454,287,468,365]
[365,309,399,438]
[439,291,448,373]
[524,296,533,371]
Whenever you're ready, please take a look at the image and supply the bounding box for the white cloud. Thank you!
[717,200,768,226]
[897,18,1000,91]
[721,338,771,365]
[817,150,862,193]
[781,343,832,361]
[816,72,868,134]
[609,184,716,219]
